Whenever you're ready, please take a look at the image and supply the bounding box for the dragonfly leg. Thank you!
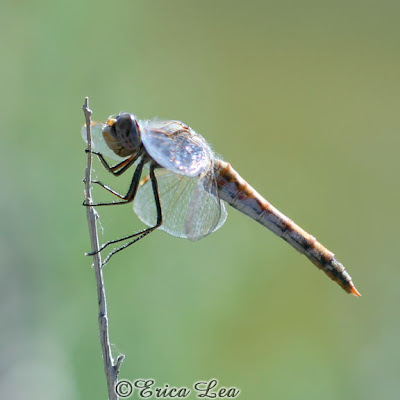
[83,158,146,207]
[86,149,140,176]
[88,164,163,264]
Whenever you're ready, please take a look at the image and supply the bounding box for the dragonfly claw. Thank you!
[85,148,101,156]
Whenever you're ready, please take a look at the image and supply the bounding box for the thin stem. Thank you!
[83,97,124,400]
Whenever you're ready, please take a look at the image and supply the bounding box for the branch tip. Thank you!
[114,354,125,373]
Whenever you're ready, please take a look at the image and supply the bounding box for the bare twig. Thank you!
[83,97,124,400]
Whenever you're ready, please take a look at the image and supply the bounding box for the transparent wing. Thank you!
[141,121,213,177]
[81,122,127,161]
[134,168,227,240]
[185,169,228,240]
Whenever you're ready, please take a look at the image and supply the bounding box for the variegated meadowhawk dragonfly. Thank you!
[82,113,360,296]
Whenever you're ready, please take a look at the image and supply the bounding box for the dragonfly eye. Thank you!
[114,113,141,151]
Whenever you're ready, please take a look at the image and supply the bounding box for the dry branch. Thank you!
[83,97,124,400]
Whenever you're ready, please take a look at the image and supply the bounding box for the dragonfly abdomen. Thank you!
[214,160,360,296]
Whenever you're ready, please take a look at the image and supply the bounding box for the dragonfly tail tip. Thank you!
[350,286,361,297]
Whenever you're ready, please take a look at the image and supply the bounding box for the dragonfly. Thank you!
[82,113,360,297]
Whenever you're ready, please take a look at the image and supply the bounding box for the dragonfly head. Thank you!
[102,113,142,157]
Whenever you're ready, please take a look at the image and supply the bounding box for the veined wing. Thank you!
[184,169,228,240]
[81,122,128,161]
[141,120,213,177]
[134,168,227,241]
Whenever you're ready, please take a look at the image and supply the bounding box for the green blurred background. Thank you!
[1,1,399,399]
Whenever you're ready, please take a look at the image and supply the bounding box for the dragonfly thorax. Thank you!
[102,113,142,157]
